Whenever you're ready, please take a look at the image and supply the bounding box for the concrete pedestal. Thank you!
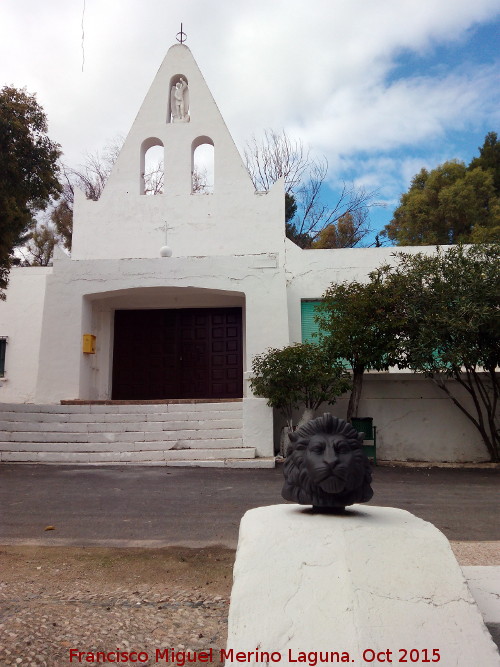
[225,505,500,666]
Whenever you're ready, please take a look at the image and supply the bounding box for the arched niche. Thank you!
[168,74,190,123]
[140,138,164,195]
[191,136,214,194]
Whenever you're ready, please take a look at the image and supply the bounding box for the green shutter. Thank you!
[301,300,322,343]
[301,302,351,369]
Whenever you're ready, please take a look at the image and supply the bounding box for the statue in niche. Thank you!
[171,77,190,122]
[282,414,373,512]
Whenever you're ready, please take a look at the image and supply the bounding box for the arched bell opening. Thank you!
[191,136,214,194]
[140,138,164,195]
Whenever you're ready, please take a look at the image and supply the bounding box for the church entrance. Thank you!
[111,307,243,400]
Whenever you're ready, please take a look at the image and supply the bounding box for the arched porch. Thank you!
[84,286,245,402]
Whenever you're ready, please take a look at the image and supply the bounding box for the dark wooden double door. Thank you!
[112,308,243,400]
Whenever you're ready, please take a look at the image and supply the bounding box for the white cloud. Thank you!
[298,64,499,159]
[0,0,498,216]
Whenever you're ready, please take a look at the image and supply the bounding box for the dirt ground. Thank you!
[2,542,499,666]
[4,541,500,667]
[0,546,235,666]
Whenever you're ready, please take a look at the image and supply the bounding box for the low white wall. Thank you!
[243,397,274,457]
[277,374,489,463]
[0,268,50,403]
[354,374,488,462]
[226,506,500,666]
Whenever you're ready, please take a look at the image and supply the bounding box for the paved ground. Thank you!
[1,464,499,665]
[1,463,499,546]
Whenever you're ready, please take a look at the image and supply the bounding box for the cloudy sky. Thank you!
[1,0,499,240]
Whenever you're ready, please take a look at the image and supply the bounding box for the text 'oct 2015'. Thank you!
[68,646,442,664]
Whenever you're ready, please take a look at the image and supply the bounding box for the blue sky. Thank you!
[313,12,500,243]
[330,14,500,244]
[1,0,499,244]
[359,15,500,241]
[389,18,500,79]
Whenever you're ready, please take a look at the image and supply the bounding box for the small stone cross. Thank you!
[162,222,174,245]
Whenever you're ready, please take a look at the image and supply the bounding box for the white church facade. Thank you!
[0,44,489,465]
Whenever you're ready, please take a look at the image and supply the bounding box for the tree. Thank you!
[50,139,122,251]
[314,273,404,422]
[384,133,500,246]
[244,129,376,248]
[50,181,73,251]
[0,86,61,296]
[383,244,500,462]
[18,222,58,266]
[311,209,371,249]
[469,131,500,192]
[467,132,500,243]
[191,166,209,196]
[250,343,351,452]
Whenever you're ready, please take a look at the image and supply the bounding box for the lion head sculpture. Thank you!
[282,414,373,510]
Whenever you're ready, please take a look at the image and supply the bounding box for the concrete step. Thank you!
[0,447,256,464]
[0,419,242,432]
[0,400,275,467]
[0,403,244,448]
[0,411,242,423]
[0,438,244,452]
[0,427,243,441]
[165,458,276,469]
[0,401,242,415]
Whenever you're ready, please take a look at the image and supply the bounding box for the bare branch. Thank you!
[192,166,209,194]
[244,128,379,248]
[144,160,164,195]
[244,129,312,194]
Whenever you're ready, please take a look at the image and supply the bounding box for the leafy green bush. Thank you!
[250,343,351,430]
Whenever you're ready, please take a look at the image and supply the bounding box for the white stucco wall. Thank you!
[35,252,289,403]
[292,375,488,463]
[72,184,285,261]
[0,267,50,402]
[284,241,454,344]
[355,375,489,462]
[46,42,289,409]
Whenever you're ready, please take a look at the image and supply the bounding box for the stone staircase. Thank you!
[0,401,274,467]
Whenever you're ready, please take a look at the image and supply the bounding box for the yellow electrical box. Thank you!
[82,334,96,354]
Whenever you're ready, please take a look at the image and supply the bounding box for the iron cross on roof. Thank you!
[176,24,187,44]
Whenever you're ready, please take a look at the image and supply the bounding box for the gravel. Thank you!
[1,542,498,666]
[0,546,233,666]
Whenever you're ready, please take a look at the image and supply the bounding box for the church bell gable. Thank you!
[70,44,284,260]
